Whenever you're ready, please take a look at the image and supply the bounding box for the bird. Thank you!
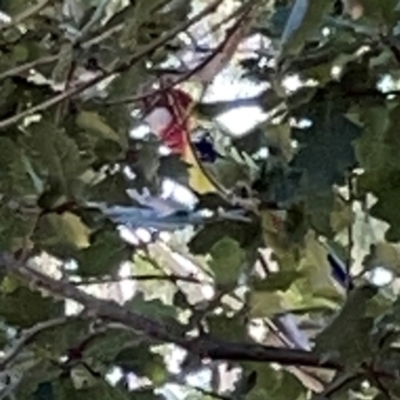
[141,86,352,290]
[143,87,219,195]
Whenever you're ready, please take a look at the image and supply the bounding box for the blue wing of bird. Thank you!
[89,200,251,231]
[126,188,193,217]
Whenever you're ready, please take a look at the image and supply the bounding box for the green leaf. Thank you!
[208,237,244,286]
[158,154,190,185]
[370,193,400,242]
[52,377,131,400]
[360,0,400,27]
[125,291,177,321]
[249,290,287,317]
[84,329,139,364]
[292,86,361,192]
[0,0,41,17]
[354,103,400,240]
[23,121,87,196]
[76,111,125,147]
[115,344,168,385]
[70,364,99,390]
[21,153,44,193]
[33,319,90,356]
[90,173,132,204]
[0,286,63,328]
[314,285,379,367]
[77,230,131,277]
[52,43,74,83]
[15,361,61,400]
[0,204,38,251]
[209,158,251,190]
[354,105,392,186]
[252,270,303,292]
[2,1,400,398]
[206,313,246,341]
[131,253,177,306]
[280,0,333,58]
[264,122,294,160]
[34,212,90,253]
[189,220,261,255]
[363,242,400,275]
[256,160,303,205]
[298,231,340,296]
[108,62,148,100]
[266,371,305,400]
[243,364,304,400]
[250,232,343,317]
[0,137,37,196]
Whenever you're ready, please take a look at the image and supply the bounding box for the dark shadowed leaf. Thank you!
[22,121,87,197]
[0,285,63,328]
[189,220,261,255]
[206,313,246,341]
[77,230,131,277]
[291,87,361,192]
[314,285,378,366]
[125,291,177,321]
[115,345,167,385]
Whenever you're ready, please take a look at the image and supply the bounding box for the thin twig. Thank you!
[0,0,50,31]
[101,46,221,107]
[54,59,77,124]
[346,171,355,293]
[73,273,204,285]
[0,55,58,81]
[0,0,225,131]
[0,74,104,130]
[364,363,394,400]
[191,385,230,400]
[317,372,363,399]
[77,0,109,41]
[102,0,255,107]
[0,317,72,371]
[0,24,123,83]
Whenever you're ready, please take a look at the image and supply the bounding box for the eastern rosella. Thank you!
[143,87,218,194]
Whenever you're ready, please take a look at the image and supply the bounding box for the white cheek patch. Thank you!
[144,107,173,134]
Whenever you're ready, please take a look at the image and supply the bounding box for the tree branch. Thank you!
[0,253,342,371]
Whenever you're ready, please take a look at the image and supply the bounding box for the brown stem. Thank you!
[1,254,342,371]
[73,273,204,285]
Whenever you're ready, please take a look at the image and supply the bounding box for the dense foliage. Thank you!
[2,0,400,399]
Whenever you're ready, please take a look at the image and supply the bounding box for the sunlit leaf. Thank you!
[35,212,90,251]
[76,111,125,146]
